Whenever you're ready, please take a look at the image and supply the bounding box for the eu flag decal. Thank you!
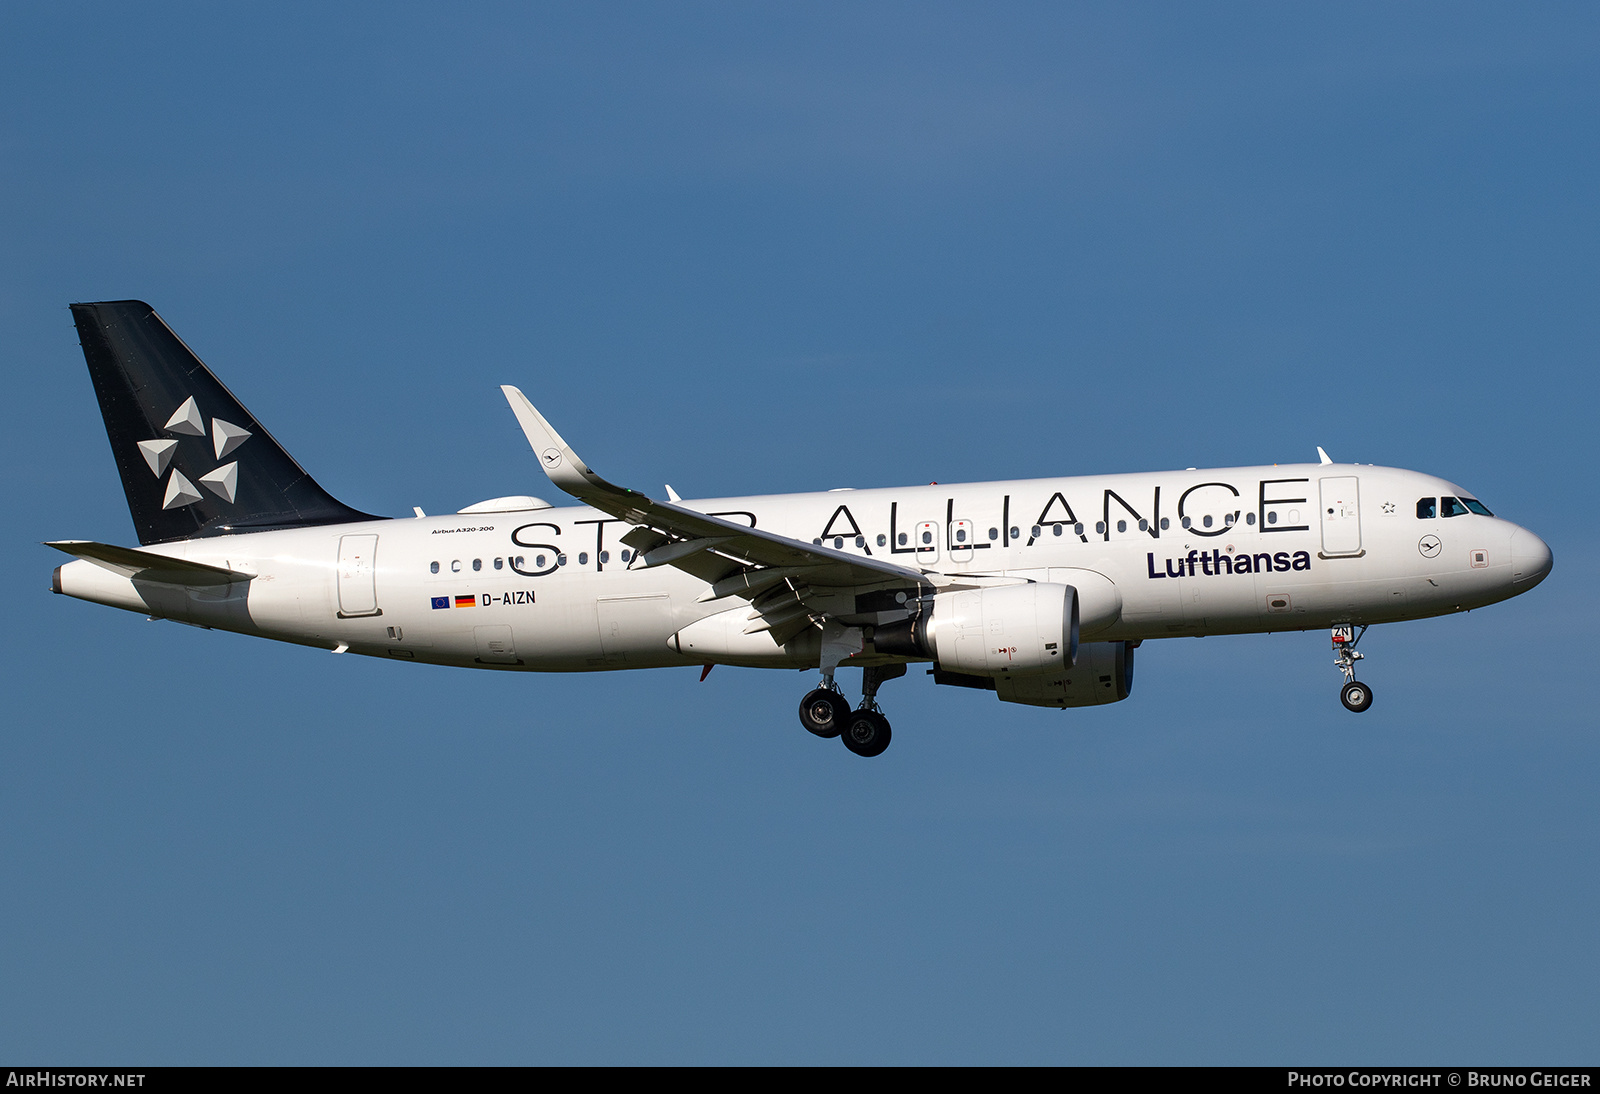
[431,596,449,609]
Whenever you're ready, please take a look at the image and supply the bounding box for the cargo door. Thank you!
[597,594,673,664]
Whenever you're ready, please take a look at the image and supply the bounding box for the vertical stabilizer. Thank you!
[70,300,381,545]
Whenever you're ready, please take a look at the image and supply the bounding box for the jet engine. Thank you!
[928,640,1137,708]
[993,640,1136,707]
[874,582,1078,676]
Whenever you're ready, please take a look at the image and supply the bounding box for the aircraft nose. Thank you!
[1510,527,1553,587]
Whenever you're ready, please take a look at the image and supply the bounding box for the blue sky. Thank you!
[2,3,1596,1063]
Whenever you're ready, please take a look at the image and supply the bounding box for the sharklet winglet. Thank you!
[500,385,648,505]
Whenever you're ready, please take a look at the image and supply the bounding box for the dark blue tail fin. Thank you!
[71,300,381,545]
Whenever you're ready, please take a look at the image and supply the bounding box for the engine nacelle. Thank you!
[993,640,1136,708]
[875,582,1078,676]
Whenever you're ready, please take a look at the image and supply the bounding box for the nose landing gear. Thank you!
[1333,625,1373,712]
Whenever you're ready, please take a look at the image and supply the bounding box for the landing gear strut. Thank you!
[840,664,905,757]
[797,663,905,757]
[1333,625,1373,713]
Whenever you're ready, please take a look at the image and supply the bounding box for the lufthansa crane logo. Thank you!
[136,396,253,510]
[1418,534,1442,558]
[541,448,563,468]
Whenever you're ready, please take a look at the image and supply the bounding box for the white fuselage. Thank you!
[55,462,1548,672]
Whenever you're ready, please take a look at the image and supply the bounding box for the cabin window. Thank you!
[451,560,461,572]
[897,533,908,546]
[921,530,933,545]
[1116,520,1127,533]
[535,554,547,567]
[578,552,589,564]
[1095,521,1106,534]
[955,528,967,543]
[1159,518,1170,530]
[876,534,887,547]
[1416,498,1437,519]
[514,556,524,568]
[1267,512,1278,525]
[429,561,439,574]
[1441,497,1470,518]
[1463,498,1493,516]
[833,537,844,549]
[1053,523,1063,536]
[619,550,631,562]
[813,538,822,546]
[1074,523,1084,536]
[1137,519,1148,532]
[493,557,503,570]
[855,536,865,548]
[1181,516,1192,529]
[1031,525,1041,538]
[1245,512,1256,525]
[1202,515,1213,529]
[988,527,998,541]
[1225,513,1236,525]
[472,558,482,571]
[600,551,610,563]
[1010,526,1020,540]
[556,554,567,566]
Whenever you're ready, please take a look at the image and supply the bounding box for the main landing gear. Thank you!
[1333,625,1373,713]
[799,664,906,757]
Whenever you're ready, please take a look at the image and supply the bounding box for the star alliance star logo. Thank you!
[136,396,252,510]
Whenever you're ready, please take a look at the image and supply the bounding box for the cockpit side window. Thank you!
[1441,496,1470,518]
[1416,498,1437,519]
[1461,498,1493,516]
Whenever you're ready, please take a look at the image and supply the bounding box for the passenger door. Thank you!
[336,534,381,617]
[1319,477,1362,557]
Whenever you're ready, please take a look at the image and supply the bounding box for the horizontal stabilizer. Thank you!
[45,540,250,586]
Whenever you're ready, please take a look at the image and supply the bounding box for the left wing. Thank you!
[501,385,934,640]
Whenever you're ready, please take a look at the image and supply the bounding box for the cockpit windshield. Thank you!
[1461,497,1493,516]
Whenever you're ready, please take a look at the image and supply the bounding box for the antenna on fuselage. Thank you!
[1316,447,1333,465]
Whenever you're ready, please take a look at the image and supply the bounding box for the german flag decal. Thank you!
[455,594,476,608]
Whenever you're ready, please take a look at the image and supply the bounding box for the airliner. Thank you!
[49,301,1553,757]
